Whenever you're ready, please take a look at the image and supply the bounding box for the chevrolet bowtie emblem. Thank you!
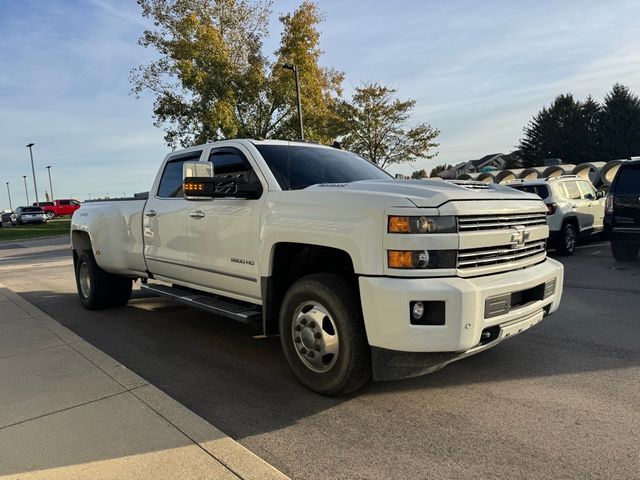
[510,225,529,248]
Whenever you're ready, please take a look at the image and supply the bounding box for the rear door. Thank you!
[187,145,266,301]
[613,164,640,229]
[144,150,203,282]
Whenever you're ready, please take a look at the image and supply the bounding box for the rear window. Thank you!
[22,207,43,213]
[614,165,640,193]
[510,184,550,200]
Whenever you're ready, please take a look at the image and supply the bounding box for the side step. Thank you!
[140,283,262,325]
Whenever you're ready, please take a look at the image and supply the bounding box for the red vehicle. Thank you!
[34,199,82,219]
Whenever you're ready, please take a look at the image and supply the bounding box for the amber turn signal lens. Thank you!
[388,216,411,233]
[388,250,414,268]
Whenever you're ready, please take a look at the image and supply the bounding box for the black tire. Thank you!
[611,242,639,262]
[45,211,55,220]
[279,273,371,396]
[556,223,577,256]
[75,250,132,310]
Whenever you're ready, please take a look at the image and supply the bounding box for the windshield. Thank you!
[255,144,392,190]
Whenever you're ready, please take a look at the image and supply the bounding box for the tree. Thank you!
[131,0,344,147]
[340,83,440,168]
[428,164,451,177]
[597,84,640,160]
[411,169,428,179]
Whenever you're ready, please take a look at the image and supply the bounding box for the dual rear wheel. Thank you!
[74,250,132,310]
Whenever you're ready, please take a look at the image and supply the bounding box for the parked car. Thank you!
[33,199,81,219]
[604,159,640,261]
[507,175,605,255]
[0,210,12,226]
[71,139,563,396]
[10,206,47,225]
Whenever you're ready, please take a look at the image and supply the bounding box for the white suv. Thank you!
[508,176,605,255]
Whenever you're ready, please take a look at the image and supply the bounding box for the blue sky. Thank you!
[1,0,639,206]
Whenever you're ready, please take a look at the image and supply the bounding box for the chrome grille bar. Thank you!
[457,240,546,268]
[458,212,547,231]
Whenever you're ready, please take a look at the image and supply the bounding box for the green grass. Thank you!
[0,218,71,242]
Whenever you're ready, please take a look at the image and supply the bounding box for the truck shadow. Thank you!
[16,283,640,443]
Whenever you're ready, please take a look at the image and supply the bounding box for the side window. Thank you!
[59,200,71,206]
[562,181,581,200]
[577,181,596,200]
[209,148,260,196]
[157,152,202,198]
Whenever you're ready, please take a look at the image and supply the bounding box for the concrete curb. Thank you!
[0,282,289,480]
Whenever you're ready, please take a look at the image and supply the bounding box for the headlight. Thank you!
[387,250,457,269]
[388,215,456,234]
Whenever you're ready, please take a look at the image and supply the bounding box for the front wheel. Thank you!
[75,250,132,310]
[279,273,371,396]
[611,242,639,262]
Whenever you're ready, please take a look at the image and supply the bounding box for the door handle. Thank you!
[145,210,157,217]
[189,210,205,219]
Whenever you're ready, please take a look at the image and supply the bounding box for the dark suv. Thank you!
[604,160,640,261]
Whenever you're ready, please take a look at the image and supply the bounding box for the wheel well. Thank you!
[563,217,579,229]
[71,231,92,267]
[262,243,357,336]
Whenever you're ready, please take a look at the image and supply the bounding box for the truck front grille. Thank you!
[458,212,547,232]
[457,240,546,269]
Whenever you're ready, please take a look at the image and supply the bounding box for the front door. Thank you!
[187,145,266,302]
[577,180,604,232]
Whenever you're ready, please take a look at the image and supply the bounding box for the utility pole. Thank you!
[282,63,304,140]
[26,143,40,205]
[22,175,29,205]
[46,165,54,201]
[5,182,12,211]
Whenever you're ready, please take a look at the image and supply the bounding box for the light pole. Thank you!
[282,63,304,140]
[26,143,40,205]
[5,182,12,211]
[22,175,29,205]
[46,165,54,201]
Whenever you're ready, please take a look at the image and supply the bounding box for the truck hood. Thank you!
[306,179,537,207]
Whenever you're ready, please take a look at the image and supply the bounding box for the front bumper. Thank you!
[359,258,563,354]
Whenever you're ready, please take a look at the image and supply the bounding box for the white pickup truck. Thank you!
[71,139,564,395]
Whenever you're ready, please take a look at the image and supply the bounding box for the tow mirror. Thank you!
[596,190,605,199]
[183,161,215,200]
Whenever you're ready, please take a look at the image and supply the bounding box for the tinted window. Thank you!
[22,207,43,213]
[255,144,392,190]
[614,165,640,193]
[157,152,201,198]
[209,148,259,196]
[59,200,71,205]
[510,185,550,200]
[562,181,581,200]
[34,202,54,207]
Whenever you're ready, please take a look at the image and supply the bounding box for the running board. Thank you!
[140,283,262,325]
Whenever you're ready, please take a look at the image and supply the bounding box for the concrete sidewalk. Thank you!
[0,282,288,480]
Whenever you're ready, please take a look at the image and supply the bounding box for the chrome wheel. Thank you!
[78,262,91,299]
[292,301,339,373]
[46,211,55,220]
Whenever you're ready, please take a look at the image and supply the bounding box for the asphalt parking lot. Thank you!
[0,236,638,480]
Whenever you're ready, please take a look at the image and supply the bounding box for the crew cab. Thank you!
[35,199,82,219]
[71,139,564,395]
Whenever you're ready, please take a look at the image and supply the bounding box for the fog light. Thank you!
[412,301,425,320]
